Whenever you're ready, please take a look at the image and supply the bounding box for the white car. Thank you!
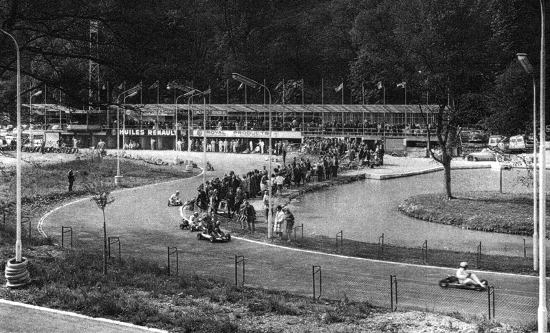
[465,148,497,161]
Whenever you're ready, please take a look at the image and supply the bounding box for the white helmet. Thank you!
[459,262,468,268]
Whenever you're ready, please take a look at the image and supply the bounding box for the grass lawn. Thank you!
[398,191,538,236]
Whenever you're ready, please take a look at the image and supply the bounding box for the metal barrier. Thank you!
[390,275,398,311]
[378,233,385,258]
[421,240,428,264]
[336,230,343,252]
[293,224,304,241]
[61,226,73,248]
[487,286,495,319]
[234,255,245,288]
[108,236,121,264]
[312,265,322,300]
[167,247,179,276]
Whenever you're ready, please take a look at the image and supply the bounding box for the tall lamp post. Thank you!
[1,28,30,287]
[231,73,273,239]
[517,53,539,272]
[115,85,141,185]
[537,0,547,330]
[167,84,194,151]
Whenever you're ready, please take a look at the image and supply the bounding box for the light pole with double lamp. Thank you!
[168,84,195,151]
[231,73,273,238]
[189,89,211,188]
[516,53,538,272]
[115,85,142,185]
[1,28,31,287]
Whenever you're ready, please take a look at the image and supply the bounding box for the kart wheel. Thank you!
[209,237,214,243]
[439,280,449,288]
[227,234,231,241]
[197,234,202,240]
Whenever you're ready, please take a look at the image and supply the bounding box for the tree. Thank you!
[87,182,115,275]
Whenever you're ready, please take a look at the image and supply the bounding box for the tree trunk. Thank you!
[102,209,107,275]
[443,153,453,199]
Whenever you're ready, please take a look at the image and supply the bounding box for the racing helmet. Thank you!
[176,191,180,195]
[459,261,468,268]
[194,212,199,216]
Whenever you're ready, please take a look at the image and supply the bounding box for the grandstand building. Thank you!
[15,103,440,154]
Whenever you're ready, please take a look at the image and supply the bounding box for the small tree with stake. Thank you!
[88,182,115,275]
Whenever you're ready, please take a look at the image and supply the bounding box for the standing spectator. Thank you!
[274,205,285,239]
[235,187,244,212]
[282,143,287,165]
[283,207,295,242]
[151,137,156,150]
[240,201,256,232]
[67,169,75,192]
[259,139,265,154]
[226,187,235,218]
[262,190,270,222]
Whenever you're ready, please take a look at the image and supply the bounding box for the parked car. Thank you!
[508,135,533,153]
[465,148,497,161]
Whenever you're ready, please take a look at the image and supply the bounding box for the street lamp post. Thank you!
[1,28,30,287]
[115,87,140,185]
[537,0,547,330]
[167,84,194,151]
[517,53,538,272]
[231,73,273,239]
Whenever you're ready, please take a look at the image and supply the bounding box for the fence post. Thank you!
[61,226,73,248]
[421,240,428,264]
[108,237,121,264]
[167,247,179,276]
[312,265,322,300]
[336,230,343,252]
[476,241,482,269]
[234,255,245,287]
[378,233,385,258]
[523,239,526,258]
[487,286,495,319]
[390,275,398,311]
[294,224,303,241]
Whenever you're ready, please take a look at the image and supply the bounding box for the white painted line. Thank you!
[231,236,538,279]
[0,299,167,332]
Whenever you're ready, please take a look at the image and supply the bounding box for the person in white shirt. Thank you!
[169,191,182,206]
[456,262,485,287]
[274,205,285,239]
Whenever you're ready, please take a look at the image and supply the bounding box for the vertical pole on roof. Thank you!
[226,79,229,104]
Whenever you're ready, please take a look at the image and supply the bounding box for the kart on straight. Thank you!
[438,276,489,292]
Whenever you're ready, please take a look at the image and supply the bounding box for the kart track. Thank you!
[40,151,544,326]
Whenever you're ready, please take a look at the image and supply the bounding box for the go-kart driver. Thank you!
[189,212,201,229]
[456,262,486,288]
[169,191,182,206]
[212,219,225,237]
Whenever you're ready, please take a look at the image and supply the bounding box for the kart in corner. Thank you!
[197,230,231,243]
[438,276,489,292]
[167,200,182,207]
[179,218,203,232]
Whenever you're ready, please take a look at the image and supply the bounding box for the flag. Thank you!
[377,81,383,90]
[237,82,244,90]
[148,80,159,90]
[397,81,406,88]
[334,82,343,92]
[202,88,212,95]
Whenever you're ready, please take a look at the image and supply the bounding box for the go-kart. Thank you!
[179,217,204,232]
[168,199,183,207]
[439,276,489,292]
[197,230,231,243]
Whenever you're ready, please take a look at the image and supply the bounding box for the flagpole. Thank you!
[226,79,229,104]
[302,79,304,104]
[263,79,266,105]
[321,78,324,105]
[362,82,365,105]
[341,82,344,105]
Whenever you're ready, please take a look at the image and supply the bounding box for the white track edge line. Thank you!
[231,236,538,279]
[0,299,167,332]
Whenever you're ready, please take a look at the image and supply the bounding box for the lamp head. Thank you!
[32,90,43,97]
[127,91,138,98]
[516,53,534,74]
[231,73,259,89]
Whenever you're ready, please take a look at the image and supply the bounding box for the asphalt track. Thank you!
[40,152,546,326]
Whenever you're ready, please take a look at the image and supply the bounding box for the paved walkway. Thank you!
[36,151,545,327]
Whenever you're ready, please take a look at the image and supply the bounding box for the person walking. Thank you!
[67,169,75,192]
[240,200,256,232]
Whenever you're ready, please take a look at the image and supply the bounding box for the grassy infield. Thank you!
[0,155,530,331]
